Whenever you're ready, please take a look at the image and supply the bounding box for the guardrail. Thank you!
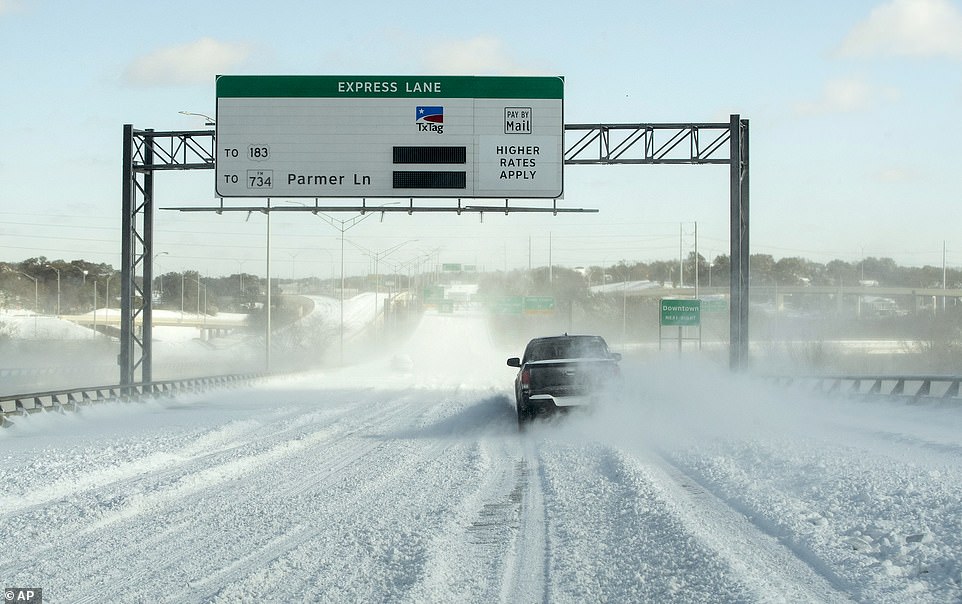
[0,373,264,427]
[768,375,962,403]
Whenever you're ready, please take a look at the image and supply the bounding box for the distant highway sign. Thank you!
[215,75,564,198]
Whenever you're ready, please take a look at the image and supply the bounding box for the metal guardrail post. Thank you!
[1,373,264,427]
[766,374,962,404]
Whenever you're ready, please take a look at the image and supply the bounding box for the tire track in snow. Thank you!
[399,433,549,604]
[639,448,853,602]
[535,439,760,602]
[500,437,550,604]
[0,390,425,601]
[194,391,509,603]
[0,403,352,516]
[102,393,427,602]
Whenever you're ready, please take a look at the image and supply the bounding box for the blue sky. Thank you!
[1,0,960,278]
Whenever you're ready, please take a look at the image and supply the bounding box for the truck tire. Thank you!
[516,397,533,427]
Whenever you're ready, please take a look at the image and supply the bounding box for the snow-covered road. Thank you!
[2,312,961,602]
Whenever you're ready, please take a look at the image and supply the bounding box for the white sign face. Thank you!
[214,75,564,198]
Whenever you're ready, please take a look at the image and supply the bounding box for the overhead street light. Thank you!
[69,264,88,285]
[348,238,418,331]
[178,110,215,126]
[105,272,115,311]
[13,270,39,314]
[314,200,400,364]
[92,280,99,335]
[153,252,169,298]
[68,264,90,311]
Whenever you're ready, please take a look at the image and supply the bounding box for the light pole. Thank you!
[42,263,64,315]
[16,271,39,314]
[69,265,89,310]
[348,239,417,331]
[105,273,114,311]
[194,274,203,317]
[49,266,61,316]
[695,222,699,300]
[235,259,248,297]
[708,253,714,289]
[153,252,168,300]
[388,254,429,298]
[314,201,399,364]
[620,261,631,352]
[942,240,947,313]
[194,278,207,329]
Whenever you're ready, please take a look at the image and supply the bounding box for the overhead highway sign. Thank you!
[215,75,564,198]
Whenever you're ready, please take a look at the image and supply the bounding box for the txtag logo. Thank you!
[416,106,444,134]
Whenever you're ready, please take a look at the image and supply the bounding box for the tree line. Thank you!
[599,253,960,289]
[2,253,959,316]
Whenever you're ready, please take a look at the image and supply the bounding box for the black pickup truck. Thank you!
[506,334,622,425]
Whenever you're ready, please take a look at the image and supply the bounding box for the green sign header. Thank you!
[217,75,564,100]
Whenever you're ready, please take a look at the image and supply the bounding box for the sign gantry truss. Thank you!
[129,128,216,170]
[564,122,735,165]
[121,116,748,385]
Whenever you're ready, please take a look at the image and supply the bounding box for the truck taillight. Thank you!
[521,369,530,386]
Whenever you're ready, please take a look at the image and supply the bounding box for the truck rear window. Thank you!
[525,337,609,362]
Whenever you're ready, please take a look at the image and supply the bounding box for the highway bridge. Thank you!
[60,312,250,329]
[594,282,962,313]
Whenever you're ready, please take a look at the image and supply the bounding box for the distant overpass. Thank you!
[61,313,249,329]
[594,282,962,311]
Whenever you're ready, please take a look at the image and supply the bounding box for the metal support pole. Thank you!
[120,125,134,385]
[142,130,155,382]
[729,115,750,370]
[121,126,155,384]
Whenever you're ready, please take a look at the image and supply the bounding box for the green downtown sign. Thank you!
[661,299,701,326]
